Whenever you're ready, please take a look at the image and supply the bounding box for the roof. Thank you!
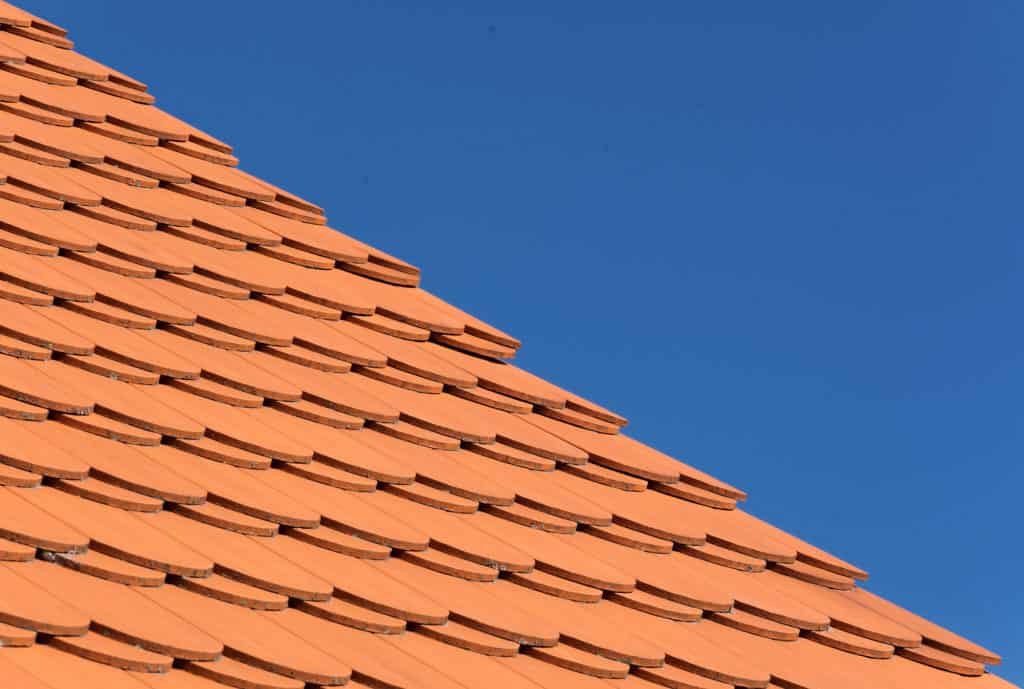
[0,2,1014,688]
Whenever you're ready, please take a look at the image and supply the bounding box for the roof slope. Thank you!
[0,3,1014,688]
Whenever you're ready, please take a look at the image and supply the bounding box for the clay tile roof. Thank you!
[0,3,1015,688]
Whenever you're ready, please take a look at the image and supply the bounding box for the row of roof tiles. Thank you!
[0,2,1012,689]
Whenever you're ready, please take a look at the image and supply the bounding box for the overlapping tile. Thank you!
[0,6,1011,689]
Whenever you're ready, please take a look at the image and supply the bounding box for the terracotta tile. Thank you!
[803,626,894,659]
[6,23,73,48]
[20,486,212,575]
[346,311,431,340]
[173,501,280,538]
[506,569,603,603]
[484,500,578,534]
[416,619,521,657]
[843,586,1000,664]
[340,258,421,287]
[0,247,95,300]
[370,490,534,571]
[466,438,558,470]
[653,480,738,510]
[54,476,164,512]
[144,511,332,601]
[391,628,559,687]
[356,363,446,394]
[182,655,304,689]
[631,662,735,689]
[284,523,391,560]
[148,147,274,201]
[139,585,349,685]
[0,138,71,166]
[52,548,167,587]
[0,224,60,255]
[763,570,920,645]
[0,300,91,353]
[259,469,426,550]
[570,534,732,612]
[607,589,703,622]
[426,342,568,407]
[0,413,89,479]
[154,334,300,400]
[265,535,447,624]
[176,573,289,611]
[278,458,376,491]
[0,619,36,645]
[679,542,767,572]
[527,642,631,679]
[64,294,160,327]
[0,462,41,487]
[0,111,104,162]
[0,3,33,26]
[0,392,48,421]
[271,398,365,428]
[380,557,557,645]
[3,644,153,689]
[50,630,174,673]
[230,205,367,262]
[604,604,772,688]
[0,535,37,560]
[151,386,313,462]
[55,407,161,445]
[0,355,94,412]
[276,608,435,689]
[248,198,325,225]
[401,547,500,582]
[533,404,622,435]
[372,418,463,449]
[356,430,517,505]
[456,452,611,525]
[709,608,800,641]
[138,443,320,527]
[447,382,534,413]
[295,596,406,634]
[84,78,156,104]
[385,480,479,513]
[0,560,90,633]
[771,559,855,590]
[1,486,92,552]
[562,462,648,492]
[50,266,196,325]
[163,321,255,351]
[28,420,206,504]
[80,119,159,145]
[505,654,620,689]
[168,375,265,407]
[257,290,341,319]
[168,434,271,469]
[49,360,205,437]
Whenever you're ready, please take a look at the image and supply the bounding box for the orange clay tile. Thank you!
[484,500,578,533]
[172,501,279,537]
[295,596,406,634]
[49,631,174,673]
[0,356,94,413]
[52,548,167,587]
[284,523,392,560]
[607,587,703,622]
[0,7,1011,689]
[29,420,206,504]
[401,546,499,581]
[181,656,304,689]
[0,560,91,633]
[175,572,288,611]
[53,476,164,512]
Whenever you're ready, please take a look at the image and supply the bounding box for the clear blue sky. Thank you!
[27,1,1022,682]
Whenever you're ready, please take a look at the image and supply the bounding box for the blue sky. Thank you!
[27,1,1022,682]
